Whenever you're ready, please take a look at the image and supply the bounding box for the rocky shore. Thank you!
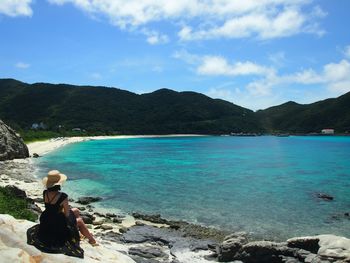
[1,158,350,263]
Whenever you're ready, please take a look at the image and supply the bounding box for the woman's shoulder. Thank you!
[60,192,68,199]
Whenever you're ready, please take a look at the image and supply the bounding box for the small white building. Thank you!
[321,129,334,134]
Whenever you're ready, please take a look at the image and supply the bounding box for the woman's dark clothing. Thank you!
[27,190,84,258]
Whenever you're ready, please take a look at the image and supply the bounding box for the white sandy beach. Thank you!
[27,134,206,156]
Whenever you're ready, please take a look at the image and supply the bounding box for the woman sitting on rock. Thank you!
[27,170,97,258]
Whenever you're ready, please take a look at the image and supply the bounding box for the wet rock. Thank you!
[32,153,40,158]
[316,193,334,201]
[132,213,168,224]
[0,119,29,161]
[128,246,168,259]
[76,196,103,205]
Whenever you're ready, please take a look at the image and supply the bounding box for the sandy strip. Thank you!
[27,134,206,156]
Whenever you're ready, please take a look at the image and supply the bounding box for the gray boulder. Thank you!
[217,232,249,261]
[0,119,29,161]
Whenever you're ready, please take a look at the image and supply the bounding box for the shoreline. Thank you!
[1,138,350,262]
[27,134,208,156]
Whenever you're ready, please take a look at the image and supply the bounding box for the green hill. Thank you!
[257,93,350,133]
[1,78,349,135]
[0,79,260,134]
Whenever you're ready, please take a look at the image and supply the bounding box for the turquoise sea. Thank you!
[35,136,350,240]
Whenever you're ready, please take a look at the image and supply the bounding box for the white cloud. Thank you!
[197,56,274,76]
[141,29,169,45]
[0,0,33,17]
[15,62,30,69]
[247,59,350,96]
[48,0,325,41]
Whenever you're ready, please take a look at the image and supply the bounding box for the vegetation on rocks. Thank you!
[0,186,37,221]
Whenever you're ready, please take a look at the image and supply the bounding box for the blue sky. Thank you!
[1,0,350,110]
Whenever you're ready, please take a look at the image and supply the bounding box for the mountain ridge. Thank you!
[0,78,349,134]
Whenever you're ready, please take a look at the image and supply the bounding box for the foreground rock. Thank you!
[77,196,103,205]
[0,214,136,263]
[0,119,29,161]
[213,232,350,263]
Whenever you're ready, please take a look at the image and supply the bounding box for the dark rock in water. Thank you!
[32,153,40,158]
[128,246,168,259]
[345,212,349,217]
[5,185,27,199]
[68,198,75,202]
[0,119,29,161]
[76,196,102,205]
[132,213,168,224]
[316,193,334,201]
[132,212,227,241]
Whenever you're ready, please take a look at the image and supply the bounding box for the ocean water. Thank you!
[35,136,350,240]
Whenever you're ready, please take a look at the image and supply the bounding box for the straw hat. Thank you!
[42,170,67,188]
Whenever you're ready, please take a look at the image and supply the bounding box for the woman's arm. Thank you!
[62,198,70,217]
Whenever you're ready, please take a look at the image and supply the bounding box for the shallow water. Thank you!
[36,136,350,240]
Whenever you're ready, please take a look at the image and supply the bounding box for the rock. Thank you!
[29,203,42,215]
[113,218,123,224]
[80,212,95,224]
[0,119,29,161]
[33,197,44,203]
[135,220,145,226]
[130,256,161,263]
[119,227,129,234]
[217,232,248,262]
[77,196,103,205]
[4,185,27,199]
[0,214,136,263]
[32,153,40,158]
[316,193,334,201]
[132,213,168,224]
[128,246,168,259]
[237,241,295,263]
[93,220,105,226]
[106,213,117,218]
[287,236,320,253]
[101,224,113,230]
[317,234,350,261]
